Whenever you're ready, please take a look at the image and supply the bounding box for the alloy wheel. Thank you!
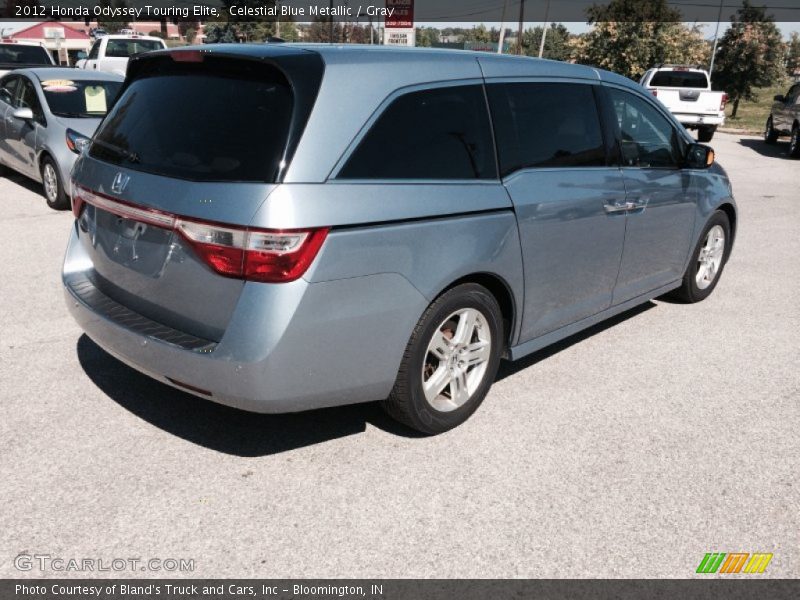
[43,163,58,203]
[696,225,726,290]
[421,308,492,412]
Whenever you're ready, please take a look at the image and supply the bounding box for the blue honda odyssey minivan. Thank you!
[64,45,736,434]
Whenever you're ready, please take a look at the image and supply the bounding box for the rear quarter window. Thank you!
[338,85,497,180]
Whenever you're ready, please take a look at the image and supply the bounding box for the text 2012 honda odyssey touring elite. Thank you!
[64,45,736,434]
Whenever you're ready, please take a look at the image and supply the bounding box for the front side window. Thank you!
[0,76,18,105]
[607,88,682,169]
[338,85,496,180]
[487,82,606,175]
[88,41,101,60]
[785,85,800,104]
[15,78,43,122]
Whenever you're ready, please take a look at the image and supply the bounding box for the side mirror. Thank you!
[76,51,87,60]
[11,107,34,121]
[685,143,714,169]
[774,94,785,102]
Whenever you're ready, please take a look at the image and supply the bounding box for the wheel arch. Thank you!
[717,202,737,247]
[434,272,517,356]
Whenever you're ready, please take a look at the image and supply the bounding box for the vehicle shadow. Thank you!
[76,335,424,457]
[496,301,656,381]
[737,137,791,159]
[78,302,656,453]
[2,169,47,199]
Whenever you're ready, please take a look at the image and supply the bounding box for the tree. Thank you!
[712,0,786,117]
[203,23,237,44]
[463,24,491,44]
[305,17,344,43]
[521,23,571,61]
[586,0,681,22]
[97,0,129,33]
[415,27,440,47]
[787,32,800,75]
[184,28,197,45]
[573,20,708,80]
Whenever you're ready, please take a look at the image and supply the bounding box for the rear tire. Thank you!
[382,283,503,435]
[764,116,779,144]
[670,210,731,303]
[697,126,715,143]
[789,125,800,159]
[41,157,68,210]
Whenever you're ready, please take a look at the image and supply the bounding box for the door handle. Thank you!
[604,201,636,213]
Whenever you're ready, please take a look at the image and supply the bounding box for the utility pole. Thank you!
[498,0,508,54]
[516,0,525,55]
[709,0,724,77]
[329,0,334,43]
[537,0,550,58]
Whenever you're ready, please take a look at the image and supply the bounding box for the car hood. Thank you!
[52,115,103,138]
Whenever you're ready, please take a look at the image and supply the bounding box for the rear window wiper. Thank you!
[92,139,140,163]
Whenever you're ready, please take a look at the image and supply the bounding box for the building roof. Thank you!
[11,21,90,41]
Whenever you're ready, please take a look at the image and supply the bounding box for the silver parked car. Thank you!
[64,45,737,434]
[0,68,123,209]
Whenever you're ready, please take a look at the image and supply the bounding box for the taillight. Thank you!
[651,89,658,97]
[170,49,204,62]
[71,185,328,283]
[720,93,728,111]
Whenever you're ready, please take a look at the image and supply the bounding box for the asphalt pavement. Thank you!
[0,132,797,578]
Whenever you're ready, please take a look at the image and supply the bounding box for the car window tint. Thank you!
[90,58,296,182]
[88,41,101,60]
[0,44,51,65]
[16,78,42,118]
[487,82,606,175]
[338,85,496,180]
[105,39,163,58]
[0,76,18,105]
[649,71,708,88]
[42,80,122,118]
[607,88,681,168]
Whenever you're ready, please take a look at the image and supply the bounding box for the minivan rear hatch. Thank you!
[71,48,324,341]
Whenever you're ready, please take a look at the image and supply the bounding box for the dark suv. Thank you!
[764,82,800,157]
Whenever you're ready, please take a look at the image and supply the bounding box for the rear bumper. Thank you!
[63,224,426,413]
[674,114,725,127]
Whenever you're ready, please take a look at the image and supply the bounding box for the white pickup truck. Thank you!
[640,66,727,142]
[75,34,166,77]
[0,39,55,78]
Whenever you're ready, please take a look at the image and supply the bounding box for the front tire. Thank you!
[382,283,503,435]
[789,124,800,159]
[764,116,779,144]
[41,157,68,210]
[670,211,731,303]
[697,126,716,143]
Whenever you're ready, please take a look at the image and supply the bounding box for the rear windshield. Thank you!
[90,58,294,182]
[0,44,51,66]
[105,39,164,57]
[650,71,708,88]
[42,80,122,118]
